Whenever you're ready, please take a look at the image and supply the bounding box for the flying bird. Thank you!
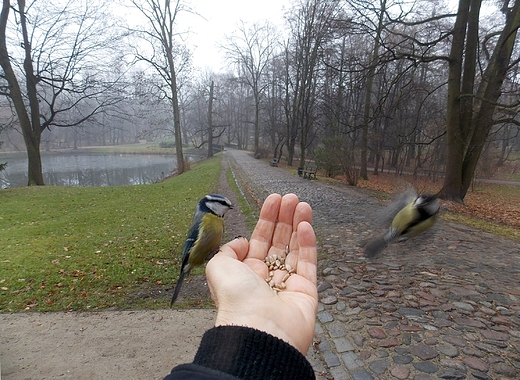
[170,194,233,306]
[364,192,440,258]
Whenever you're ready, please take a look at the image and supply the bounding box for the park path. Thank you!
[0,309,216,380]
[225,149,520,380]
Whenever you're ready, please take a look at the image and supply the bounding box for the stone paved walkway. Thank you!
[225,149,520,380]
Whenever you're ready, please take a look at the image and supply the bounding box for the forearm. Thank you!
[164,325,315,380]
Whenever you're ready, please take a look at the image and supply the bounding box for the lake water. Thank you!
[0,151,200,188]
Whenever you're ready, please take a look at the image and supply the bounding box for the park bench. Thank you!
[301,162,317,179]
[269,157,280,167]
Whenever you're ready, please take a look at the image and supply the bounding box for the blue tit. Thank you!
[170,194,233,306]
[364,194,440,258]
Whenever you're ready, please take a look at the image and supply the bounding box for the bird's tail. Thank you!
[170,269,187,307]
[364,237,388,258]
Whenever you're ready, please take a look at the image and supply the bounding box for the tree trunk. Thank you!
[286,124,296,166]
[0,0,44,185]
[299,120,306,168]
[462,1,520,196]
[207,80,214,158]
[167,51,185,174]
[360,0,386,181]
[286,138,295,164]
[254,90,260,156]
[439,0,520,202]
[439,0,478,202]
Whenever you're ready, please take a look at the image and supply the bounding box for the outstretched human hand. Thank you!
[205,193,318,354]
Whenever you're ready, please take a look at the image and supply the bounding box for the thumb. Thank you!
[217,236,250,261]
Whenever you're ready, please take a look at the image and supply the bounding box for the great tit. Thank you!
[364,194,440,258]
[170,194,233,306]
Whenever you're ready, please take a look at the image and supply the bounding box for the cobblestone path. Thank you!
[225,149,520,380]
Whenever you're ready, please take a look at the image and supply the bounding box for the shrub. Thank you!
[255,146,270,159]
[315,145,342,178]
[315,136,359,185]
[158,140,175,148]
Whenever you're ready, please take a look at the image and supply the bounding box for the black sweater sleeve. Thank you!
[163,325,316,380]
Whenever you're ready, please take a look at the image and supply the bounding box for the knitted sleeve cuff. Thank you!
[193,325,315,380]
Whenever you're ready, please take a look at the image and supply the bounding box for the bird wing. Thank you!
[389,201,438,240]
[387,201,415,240]
[376,187,417,226]
[170,212,203,307]
[400,212,438,239]
[179,212,204,272]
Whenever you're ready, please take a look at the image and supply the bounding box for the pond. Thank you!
[0,151,202,188]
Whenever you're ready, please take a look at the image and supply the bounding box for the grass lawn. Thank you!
[0,156,222,312]
[84,142,176,155]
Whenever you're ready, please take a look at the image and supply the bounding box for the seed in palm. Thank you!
[264,246,294,292]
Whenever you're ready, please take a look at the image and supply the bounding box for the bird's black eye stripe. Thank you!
[210,198,229,205]
[204,194,232,208]
[206,195,224,202]
[218,198,232,205]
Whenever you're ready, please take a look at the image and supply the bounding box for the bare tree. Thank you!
[130,0,189,174]
[359,0,387,180]
[285,0,339,167]
[0,0,124,185]
[224,21,275,156]
[206,79,229,157]
[438,0,520,202]
[265,53,286,160]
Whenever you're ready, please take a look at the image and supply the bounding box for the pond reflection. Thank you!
[0,152,200,188]
[44,165,170,187]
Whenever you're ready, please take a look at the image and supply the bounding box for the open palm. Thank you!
[206,193,318,354]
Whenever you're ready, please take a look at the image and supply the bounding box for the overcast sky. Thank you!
[127,0,488,74]
[184,0,289,71]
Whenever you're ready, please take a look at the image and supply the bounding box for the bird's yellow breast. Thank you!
[189,213,224,267]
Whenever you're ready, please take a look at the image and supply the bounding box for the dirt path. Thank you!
[1,310,215,380]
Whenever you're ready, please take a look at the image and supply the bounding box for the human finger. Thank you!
[293,221,317,285]
[270,194,300,254]
[285,202,313,273]
[216,236,268,280]
[293,201,312,227]
[218,236,250,261]
[248,193,282,260]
